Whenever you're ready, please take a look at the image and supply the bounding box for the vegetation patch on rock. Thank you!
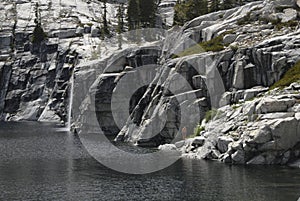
[271,61,300,89]
[173,32,231,58]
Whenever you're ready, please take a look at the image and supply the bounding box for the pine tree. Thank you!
[188,0,208,21]
[222,0,235,10]
[210,0,220,12]
[117,4,125,49]
[139,0,157,28]
[32,3,46,44]
[127,0,140,30]
[173,0,189,26]
[117,4,125,33]
[174,0,208,26]
[101,0,110,37]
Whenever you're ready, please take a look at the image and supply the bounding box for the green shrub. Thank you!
[274,20,298,30]
[194,124,205,136]
[189,124,205,138]
[172,31,232,58]
[205,108,219,121]
[270,61,300,90]
[230,45,238,52]
[173,0,208,26]
[172,45,205,58]
[232,104,241,109]
[199,34,227,52]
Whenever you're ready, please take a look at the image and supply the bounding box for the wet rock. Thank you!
[231,150,245,164]
[191,136,206,147]
[221,153,232,163]
[217,136,233,153]
[247,155,265,165]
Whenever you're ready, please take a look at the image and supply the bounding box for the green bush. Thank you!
[230,45,238,52]
[199,34,228,52]
[270,61,300,90]
[189,124,205,138]
[274,20,298,30]
[172,45,205,58]
[174,0,208,26]
[205,108,219,121]
[172,31,232,58]
[194,124,205,136]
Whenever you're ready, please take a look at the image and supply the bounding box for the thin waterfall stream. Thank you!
[67,70,74,131]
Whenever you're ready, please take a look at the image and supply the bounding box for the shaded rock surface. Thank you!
[112,0,300,148]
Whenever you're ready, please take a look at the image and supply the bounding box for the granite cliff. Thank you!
[1,0,300,167]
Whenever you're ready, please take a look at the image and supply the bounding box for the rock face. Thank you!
[281,8,298,22]
[0,0,132,123]
[0,0,181,123]
[111,0,300,148]
[179,85,300,165]
[71,0,300,167]
[1,0,300,168]
[0,41,78,122]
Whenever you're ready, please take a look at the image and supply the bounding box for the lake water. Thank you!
[0,122,300,201]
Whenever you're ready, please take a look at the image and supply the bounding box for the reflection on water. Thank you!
[0,122,299,201]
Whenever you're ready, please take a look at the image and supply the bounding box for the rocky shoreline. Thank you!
[160,83,300,167]
[0,0,300,168]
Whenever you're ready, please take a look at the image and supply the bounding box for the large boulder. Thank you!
[158,144,178,151]
[247,155,265,165]
[191,136,206,147]
[243,87,268,101]
[219,92,232,107]
[270,117,299,150]
[256,97,296,114]
[281,8,297,23]
[91,26,101,37]
[248,125,272,144]
[217,136,233,153]
[223,34,237,44]
[231,150,245,164]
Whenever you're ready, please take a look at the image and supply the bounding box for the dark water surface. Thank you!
[0,122,300,201]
